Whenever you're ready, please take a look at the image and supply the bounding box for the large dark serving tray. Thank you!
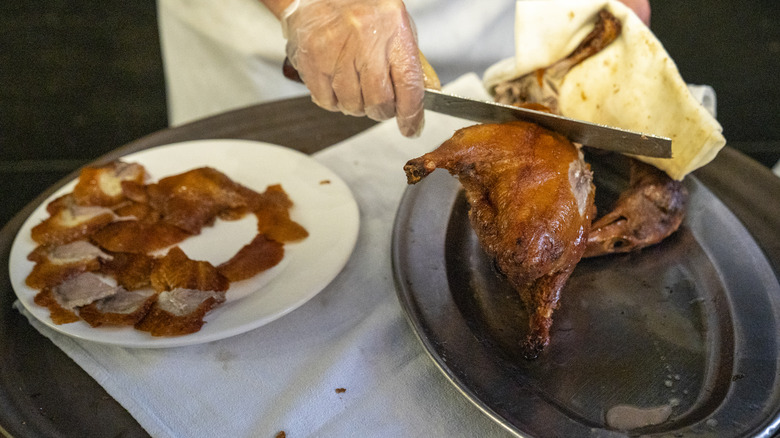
[392,152,780,437]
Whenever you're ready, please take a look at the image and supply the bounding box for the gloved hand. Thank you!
[281,0,425,137]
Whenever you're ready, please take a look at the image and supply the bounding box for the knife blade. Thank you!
[424,89,672,158]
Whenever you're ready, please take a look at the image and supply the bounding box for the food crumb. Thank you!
[319,179,331,185]
[335,388,346,394]
[275,431,286,438]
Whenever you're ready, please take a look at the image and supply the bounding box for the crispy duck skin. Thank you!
[150,247,230,293]
[405,121,596,359]
[99,250,156,290]
[146,167,260,235]
[71,161,146,207]
[217,234,285,282]
[253,184,309,242]
[34,288,81,324]
[30,201,116,246]
[584,159,688,257]
[90,220,192,254]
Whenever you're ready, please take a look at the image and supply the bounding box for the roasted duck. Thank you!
[584,158,687,257]
[405,121,596,359]
[403,9,688,359]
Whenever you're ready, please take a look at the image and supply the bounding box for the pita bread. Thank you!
[484,0,726,180]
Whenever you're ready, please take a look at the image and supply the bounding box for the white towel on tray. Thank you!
[14,74,514,438]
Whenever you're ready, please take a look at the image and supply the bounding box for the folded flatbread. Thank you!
[484,0,726,180]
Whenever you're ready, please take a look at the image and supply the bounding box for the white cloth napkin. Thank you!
[15,74,515,438]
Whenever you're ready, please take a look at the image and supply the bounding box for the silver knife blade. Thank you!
[424,89,672,158]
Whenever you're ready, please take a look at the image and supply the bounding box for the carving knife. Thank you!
[282,58,671,158]
[424,89,671,158]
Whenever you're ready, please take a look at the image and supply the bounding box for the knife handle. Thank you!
[282,57,303,83]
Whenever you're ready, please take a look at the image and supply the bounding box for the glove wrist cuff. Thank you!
[280,0,301,39]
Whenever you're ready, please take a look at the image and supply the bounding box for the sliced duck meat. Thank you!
[31,202,116,246]
[79,288,157,327]
[26,240,112,289]
[71,160,147,207]
[135,288,226,336]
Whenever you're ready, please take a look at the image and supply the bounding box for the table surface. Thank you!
[1,96,778,437]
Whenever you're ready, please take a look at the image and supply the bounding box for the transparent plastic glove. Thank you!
[282,0,425,137]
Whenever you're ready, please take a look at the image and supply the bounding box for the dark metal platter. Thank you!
[392,152,780,437]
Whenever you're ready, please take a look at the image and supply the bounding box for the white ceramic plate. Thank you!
[9,139,360,348]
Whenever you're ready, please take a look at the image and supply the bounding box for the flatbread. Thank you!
[484,0,726,180]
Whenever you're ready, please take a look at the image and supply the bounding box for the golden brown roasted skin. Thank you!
[584,159,688,257]
[405,121,596,358]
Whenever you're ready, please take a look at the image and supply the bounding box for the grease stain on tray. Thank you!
[605,403,673,431]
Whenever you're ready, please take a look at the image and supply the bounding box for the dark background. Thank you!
[1,0,779,229]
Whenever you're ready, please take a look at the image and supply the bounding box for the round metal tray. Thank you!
[392,154,780,437]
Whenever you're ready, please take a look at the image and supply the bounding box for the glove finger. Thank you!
[395,96,424,137]
[389,38,424,137]
[297,60,338,111]
[307,72,340,112]
[361,62,395,121]
[331,49,365,117]
[286,39,339,112]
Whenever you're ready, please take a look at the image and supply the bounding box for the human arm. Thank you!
[619,0,651,25]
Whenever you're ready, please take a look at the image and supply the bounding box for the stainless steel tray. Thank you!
[392,155,780,437]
